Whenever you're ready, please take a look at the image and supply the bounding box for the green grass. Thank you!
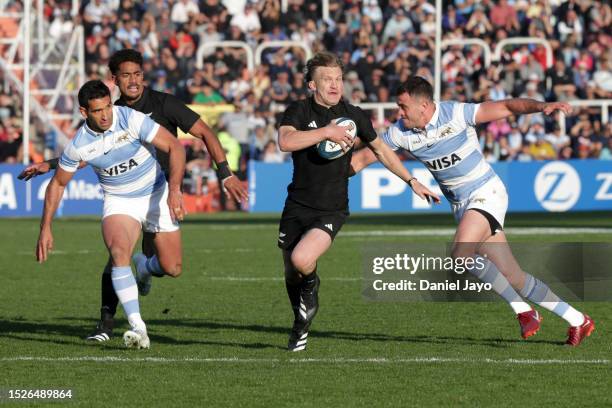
[1,212,611,407]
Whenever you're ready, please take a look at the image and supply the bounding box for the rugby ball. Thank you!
[316,117,357,160]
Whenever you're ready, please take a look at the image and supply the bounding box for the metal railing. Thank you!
[493,38,554,68]
[441,38,492,68]
[195,40,254,71]
[254,41,312,66]
[558,99,612,135]
[195,40,313,72]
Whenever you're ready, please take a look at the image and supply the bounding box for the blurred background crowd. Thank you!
[1,0,611,171]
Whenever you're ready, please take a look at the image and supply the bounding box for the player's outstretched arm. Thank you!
[475,99,572,124]
[19,158,87,181]
[188,119,248,203]
[37,167,74,263]
[18,158,60,180]
[278,123,354,152]
[349,147,378,176]
[150,126,186,221]
[367,138,441,203]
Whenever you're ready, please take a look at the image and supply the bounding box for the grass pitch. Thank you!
[1,211,611,407]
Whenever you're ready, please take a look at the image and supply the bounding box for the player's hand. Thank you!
[36,227,53,263]
[411,180,441,204]
[222,175,248,203]
[324,122,355,152]
[18,162,51,181]
[543,102,572,116]
[167,189,185,222]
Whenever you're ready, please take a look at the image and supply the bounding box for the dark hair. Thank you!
[108,49,143,75]
[396,76,434,101]
[78,80,111,108]
[304,51,344,82]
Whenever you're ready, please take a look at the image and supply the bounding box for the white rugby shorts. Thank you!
[102,183,179,233]
[451,176,508,231]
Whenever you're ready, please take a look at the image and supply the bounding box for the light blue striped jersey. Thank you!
[382,101,496,203]
[59,106,163,198]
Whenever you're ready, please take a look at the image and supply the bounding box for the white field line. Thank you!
[15,228,612,253]
[340,227,612,237]
[16,249,97,255]
[16,227,610,256]
[1,356,608,365]
[191,225,612,235]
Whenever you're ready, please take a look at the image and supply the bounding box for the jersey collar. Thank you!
[310,96,344,115]
[425,102,439,131]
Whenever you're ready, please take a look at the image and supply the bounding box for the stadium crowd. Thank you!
[1,0,611,168]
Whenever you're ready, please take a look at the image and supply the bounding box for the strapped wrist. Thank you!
[217,161,232,180]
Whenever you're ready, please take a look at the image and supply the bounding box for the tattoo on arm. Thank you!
[505,99,545,115]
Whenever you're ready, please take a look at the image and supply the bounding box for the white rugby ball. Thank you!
[316,117,357,160]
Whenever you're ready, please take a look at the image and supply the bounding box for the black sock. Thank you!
[101,262,118,318]
[303,270,317,288]
[285,279,301,319]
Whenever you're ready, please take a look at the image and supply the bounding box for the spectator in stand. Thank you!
[490,0,519,33]
[599,124,612,159]
[269,71,292,104]
[190,75,224,105]
[545,123,571,155]
[591,57,612,98]
[528,134,557,160]
[557,10,583,46]
[288,71,308,101]
[466,5,492,37]
[343,71,366,101]
[547,59,577,101]
[230,2,261,35]
[382,10,413,43]
[83,0,113,29]
[521,81,545,103]
[506,125,524,159]
[519,54,545,85]
[516,145,533,161]
[487,118,511,140]
[170,0,199,27]
[115,17,141,48]
[261,140,285,163]
[215,124,242,210]
[362,0,383,24]
[220,103,250,154]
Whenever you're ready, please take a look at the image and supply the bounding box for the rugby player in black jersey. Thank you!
[19,49,248,342]
[277,52,439,351]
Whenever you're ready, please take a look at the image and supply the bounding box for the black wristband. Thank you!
[408,177,417,187]
[48,158,59,170]
[217,161,232,180]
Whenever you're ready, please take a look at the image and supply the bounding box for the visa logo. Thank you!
[425,153,461,170]
[103,159,139,176]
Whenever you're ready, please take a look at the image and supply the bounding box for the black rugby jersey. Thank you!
[279,96,377,212]
[115,87,200,171]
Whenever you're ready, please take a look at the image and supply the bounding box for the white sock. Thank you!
[520,273,585,327]
[111,266,146,331]
[469,257,532,314]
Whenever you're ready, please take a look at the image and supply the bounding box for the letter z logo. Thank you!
[534,162,581,211]
[595,173,612,200]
